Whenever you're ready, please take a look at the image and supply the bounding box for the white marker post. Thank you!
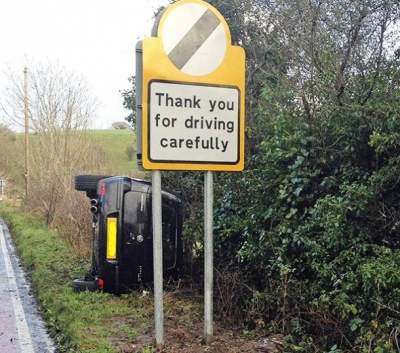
[152,170,164,346]
[0,180,3,201]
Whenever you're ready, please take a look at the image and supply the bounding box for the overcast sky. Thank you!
[0,0,169,129]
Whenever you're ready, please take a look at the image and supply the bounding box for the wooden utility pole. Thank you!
[24,67,29,199]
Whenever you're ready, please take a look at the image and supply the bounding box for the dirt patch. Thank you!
[160,324,283,353]
[115,290,283,353]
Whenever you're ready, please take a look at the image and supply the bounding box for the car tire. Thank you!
[72,277,99,292]
[74,175,111,193]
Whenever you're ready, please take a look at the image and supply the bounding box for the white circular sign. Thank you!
[160,3,228,76]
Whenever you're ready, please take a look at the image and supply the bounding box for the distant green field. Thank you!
[87,129,143,177]
[15,129,142,177]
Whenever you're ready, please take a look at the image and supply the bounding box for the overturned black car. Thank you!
[73,175,183,294]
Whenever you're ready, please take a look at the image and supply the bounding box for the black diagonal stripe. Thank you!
[168,9,221,69]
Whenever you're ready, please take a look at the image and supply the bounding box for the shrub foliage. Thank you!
[156,0,400,351]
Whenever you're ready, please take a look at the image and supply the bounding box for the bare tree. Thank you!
[1,63,106,245]
[1,63,96,131]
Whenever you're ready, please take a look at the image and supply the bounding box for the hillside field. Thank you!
[87,129,139,176]
[13,129,142,177]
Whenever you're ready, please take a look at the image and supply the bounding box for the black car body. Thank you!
[74,176,183,294]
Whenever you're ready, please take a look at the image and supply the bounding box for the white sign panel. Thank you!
[148,81,240,165]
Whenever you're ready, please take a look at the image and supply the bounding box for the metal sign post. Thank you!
[135,41,143,169]
[152,170,164,346]
[204,171,214,342]
[138,0,246,346]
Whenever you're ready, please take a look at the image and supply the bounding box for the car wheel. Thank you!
[74,175,112,194]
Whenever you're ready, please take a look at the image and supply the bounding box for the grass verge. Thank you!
[0,203,155,353]
[0,203,266,353]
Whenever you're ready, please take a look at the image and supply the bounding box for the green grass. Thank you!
[0,203,204,352]
[0,203,153,353]
[15,129,142,177]
[87,129,139,176]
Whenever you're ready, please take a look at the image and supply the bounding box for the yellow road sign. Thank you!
[142,0,245,171]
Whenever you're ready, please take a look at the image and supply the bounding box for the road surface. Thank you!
[0,219,55,353]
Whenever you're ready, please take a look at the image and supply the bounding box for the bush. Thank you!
[125,144,135,161]
[213,104,400,351]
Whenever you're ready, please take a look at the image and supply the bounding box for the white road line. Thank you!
[0,224,35,353]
